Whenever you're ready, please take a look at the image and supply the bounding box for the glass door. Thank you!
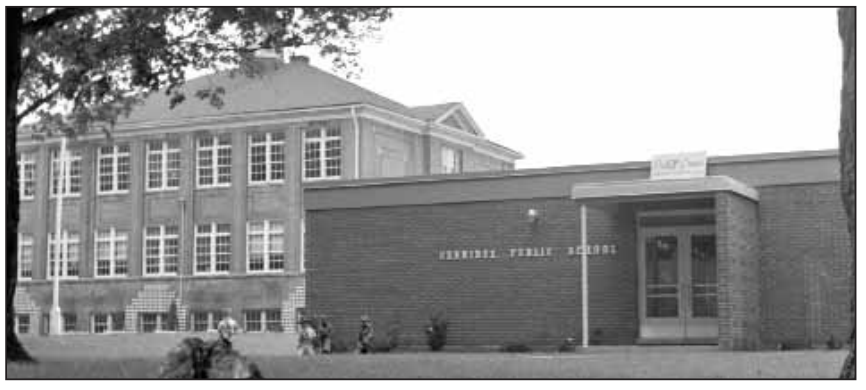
[639,226,717,342]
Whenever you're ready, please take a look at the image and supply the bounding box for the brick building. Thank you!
[305,150,851,350]
[13,55,521,336]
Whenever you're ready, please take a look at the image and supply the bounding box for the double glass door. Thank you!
[638,226,718,342]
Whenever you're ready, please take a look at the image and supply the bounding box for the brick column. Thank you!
[128,138,146,277]
[284,125,303,275]
[33,145,51,280]
[716,192,761,350]
[232,131,248,275]
[179,134,196,277]
[78,144,96,278]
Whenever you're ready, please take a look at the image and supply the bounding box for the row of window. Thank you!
[16,127,344,199]
[15,309,282,334]
[17,220,286,280]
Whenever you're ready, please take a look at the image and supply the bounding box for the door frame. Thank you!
[637,222,717,343]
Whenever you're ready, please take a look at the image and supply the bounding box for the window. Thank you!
[195,223,231,274]
[48,231,80,279]
[244,309,281,332]
[441,146,463,174]
[92,313,109,334]
[63,313,77,333]
[143,225,179,276]
[18,234,34,280]
[140,312,166,333]
[50,148,82,196]
[16,315,30,334]
[190,311,225,332]
[197,135,232,187]
[17,153,36,200]
[249,132,285,184]
[95,227,128,277]
[92,312,125,333]
[303,125,341,180]
[247,221,285,272]
[97,144,131,194]
[146,140,181,191]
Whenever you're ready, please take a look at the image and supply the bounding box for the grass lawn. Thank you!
[7,334,848,379]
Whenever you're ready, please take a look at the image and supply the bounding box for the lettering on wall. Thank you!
[437,244,618,261]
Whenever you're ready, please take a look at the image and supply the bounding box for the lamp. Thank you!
[527,208,540,224]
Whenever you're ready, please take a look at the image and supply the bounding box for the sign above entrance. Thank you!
[650,152,707,180]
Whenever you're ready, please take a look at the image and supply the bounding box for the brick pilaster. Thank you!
[128,138,146,277]
[232,131,248,274]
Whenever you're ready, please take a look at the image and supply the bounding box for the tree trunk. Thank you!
[6,7,34,364]
[838,7,855,380]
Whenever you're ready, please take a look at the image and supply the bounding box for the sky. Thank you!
[307,7,843,169]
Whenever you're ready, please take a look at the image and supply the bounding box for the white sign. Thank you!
[650,152,707,180]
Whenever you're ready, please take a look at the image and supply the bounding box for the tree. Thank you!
[837,7,855,379]
[6,6,392,362]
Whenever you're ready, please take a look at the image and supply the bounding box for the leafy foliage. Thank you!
[16,7,392,137]
[425,313,449,351]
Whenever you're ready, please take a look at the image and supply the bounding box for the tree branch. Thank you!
[16,85,60,122]
[21,7,94,35]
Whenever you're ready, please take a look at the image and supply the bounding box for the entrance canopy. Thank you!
[570,176,759,202]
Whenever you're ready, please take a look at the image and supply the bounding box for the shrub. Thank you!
[557,337,577,353]
[425,314,449,351]
[500,343,532,353]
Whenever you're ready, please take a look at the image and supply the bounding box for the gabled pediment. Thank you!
[432,103,485,137]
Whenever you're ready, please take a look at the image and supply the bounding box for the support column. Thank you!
[179,134,196,277]
[78,144,96,278]
[128,138,146,277]
[284,125,303,275]
[231,131,248,275]
[33,145,51,280]
[716,192,761,350]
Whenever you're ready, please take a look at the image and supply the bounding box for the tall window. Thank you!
[92,312,125,333]
[303,125,341,180]
[18,234,34,280]
[195,223,231,274]
[244,309,281,332]
[190,310,225,332]
[95,227,128,277]
[247,221,285,272]
[17,153,36,200]
[441,146,463,174]
[249,132,286,184]
[143,225,179,276]
[63,313,78,333]
[146,140,181,191]
[139,312,166,333]
[197,135,232,187]
[97,144,131,194]
[50,148,82,196]
[48,231,80,279]
[16,315,30,334]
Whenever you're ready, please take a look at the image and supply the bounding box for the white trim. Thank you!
[17,234,34,280]
[93,227,129,278]
[17,152,36,200]
[247,131,286,185]
[143,225,180,277]
[196,135,233,189]
[96,144,131,195]
[246,220,286,273]
[49,148,83,198]
[571,176,760,202]
[145,140,182,192]
[351,106,361,179]
[47,230,81,280]
[302,125,342,181]
[193,222,232,275]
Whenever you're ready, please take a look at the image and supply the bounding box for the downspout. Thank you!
[351,106,361,179]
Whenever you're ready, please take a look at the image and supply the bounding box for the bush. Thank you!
[557,337,577,353]
[425,314,449,351]
[500,343,532,353]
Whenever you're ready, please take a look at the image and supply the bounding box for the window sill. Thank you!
[248,180,285,187]
[97,190,130,196]
[146,187,180,193]
[196,184,232,190]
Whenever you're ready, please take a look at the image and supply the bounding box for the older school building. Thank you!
[13,54,520,336]
[14,54,851,351]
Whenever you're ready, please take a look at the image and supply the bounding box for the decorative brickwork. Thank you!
[124,284,189,332]
[13,287,41,335]
[281,284,306,333]
[715,192,761,350]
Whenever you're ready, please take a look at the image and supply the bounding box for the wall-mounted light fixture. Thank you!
[527,208,540,224]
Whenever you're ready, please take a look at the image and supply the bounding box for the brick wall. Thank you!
[758,183,852,348]
[307,198,638,349]
[716,192,761,350]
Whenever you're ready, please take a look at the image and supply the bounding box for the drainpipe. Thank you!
[581,204,589,348]
[351,106,361,179]
[50,135,68,336]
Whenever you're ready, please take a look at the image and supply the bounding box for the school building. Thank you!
[13,54,520,336]
[304,149,851,350]
[13,54,851,351]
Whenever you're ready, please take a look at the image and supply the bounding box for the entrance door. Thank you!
[638,226,718,343]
